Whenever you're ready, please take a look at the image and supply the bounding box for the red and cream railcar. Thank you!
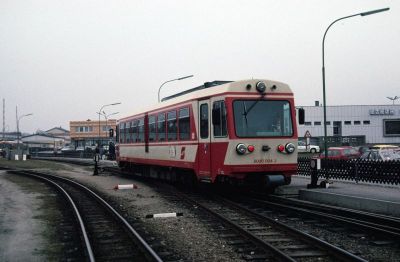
[116,79,300,190]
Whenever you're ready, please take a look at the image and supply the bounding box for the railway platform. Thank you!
[278,175,400,217]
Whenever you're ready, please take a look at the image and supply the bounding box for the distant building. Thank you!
[22,133,65,152]
[70,119,117,148]
[298,104,400,147]
[45,126,70,143]
[0,132,21,141]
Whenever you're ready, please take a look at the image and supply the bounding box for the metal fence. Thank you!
[33,151,95,159]
[298,157,400,185]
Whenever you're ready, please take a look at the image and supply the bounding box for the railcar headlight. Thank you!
[285,143,295,154]
[236,143,247,155]
[256,81,266,93]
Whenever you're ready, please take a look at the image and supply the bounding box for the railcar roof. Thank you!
[119,79,293,121]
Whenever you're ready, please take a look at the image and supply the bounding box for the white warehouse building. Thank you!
[298,104,400,146]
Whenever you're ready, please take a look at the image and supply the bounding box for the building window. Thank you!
[383,119,400,136]
[179,108,190,140]
[304,122,312,126]
[167,111,177,141]
[148,116,156,141]
[314,121,321,126]
[354,121,361,125]
[325,121,331,125]
[213,101,227,137]
[158,113,166,141]
[363,120,370,125]
[344,121,351,125]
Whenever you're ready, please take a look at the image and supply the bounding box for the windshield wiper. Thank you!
[242,101,248,125]
[242,99,262,119]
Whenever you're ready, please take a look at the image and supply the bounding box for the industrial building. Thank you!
[298,103,400,147]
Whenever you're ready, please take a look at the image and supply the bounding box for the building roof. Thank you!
[45,126,70,133]
[21,134,65,144]
[22,133,64,139]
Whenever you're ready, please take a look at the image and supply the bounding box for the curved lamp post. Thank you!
[98,103,120,146]
[158,75,194,102]
[17,113,33,155]
[322,8,389,159]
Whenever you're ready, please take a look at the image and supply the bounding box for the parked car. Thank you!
[353,146,370,155]
[319,147,360,160]
[61,146,74,152]
[370,144,399,150]
[360,148,400,161]
[297,141,320,153]
[75,146,85,152]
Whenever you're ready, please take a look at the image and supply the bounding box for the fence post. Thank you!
[354,160,359,183]
[307,158,320,188]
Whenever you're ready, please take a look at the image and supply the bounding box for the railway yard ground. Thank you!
[1,158,400,261]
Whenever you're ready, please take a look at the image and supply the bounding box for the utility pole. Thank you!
[16,106,18,139]
[2,99,5,141]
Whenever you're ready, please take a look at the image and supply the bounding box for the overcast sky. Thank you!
[1,0,398,133]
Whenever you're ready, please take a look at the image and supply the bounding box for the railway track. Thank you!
[8,170,163,262]
[172,188,366,262]
[25,158,400,260]
[268,195,400,237]
[241,194,400,240]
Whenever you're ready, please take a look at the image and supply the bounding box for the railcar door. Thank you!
[197,100,212,182]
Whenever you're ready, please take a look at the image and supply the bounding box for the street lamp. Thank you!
[386,96,399,105]
[99,111,119,137]
[17,113,33,156]
[158,75,194,102]
[322,7,389,159]
[98,103,120,146]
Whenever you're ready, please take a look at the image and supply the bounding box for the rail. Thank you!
[9,170,163,262]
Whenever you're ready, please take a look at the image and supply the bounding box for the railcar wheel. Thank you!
[284,176,292,185]
[265,187,276,194]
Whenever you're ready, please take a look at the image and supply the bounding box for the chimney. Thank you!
[315,101,320,107]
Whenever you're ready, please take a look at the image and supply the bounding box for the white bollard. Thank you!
[113,184,138,190]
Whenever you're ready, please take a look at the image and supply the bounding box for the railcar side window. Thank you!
[179,108,190,140]
[157,113,166,141]
[132,120,138,142]
[119,123,124,143]
[200,104,208,139]
[213,101,227,137]
[138,118,144,142]
[149,115,156,141]
[126,121,132,143]
[167,111,177,141]
[123,122,127,143]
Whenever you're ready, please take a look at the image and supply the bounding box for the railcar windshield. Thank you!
[233,100,293,137]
